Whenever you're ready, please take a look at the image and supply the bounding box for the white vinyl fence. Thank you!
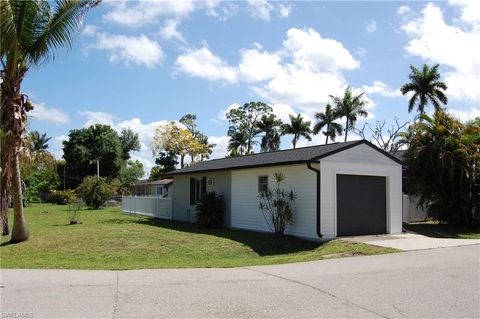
[122,196,172,219]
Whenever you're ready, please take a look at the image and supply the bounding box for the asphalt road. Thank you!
[1,245,479,319]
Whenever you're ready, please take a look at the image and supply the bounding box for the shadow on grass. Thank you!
[405,223,480,239]
[104,216,322,256]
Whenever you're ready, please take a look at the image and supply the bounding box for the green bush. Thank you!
[76,176,113,209]
[195,192,224,227]
[48,190,77,205]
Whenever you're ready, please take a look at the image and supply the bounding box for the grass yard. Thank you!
[405,221,480,239]
[1,204,397,270]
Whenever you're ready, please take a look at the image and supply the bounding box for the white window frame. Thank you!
[258,175,269,193]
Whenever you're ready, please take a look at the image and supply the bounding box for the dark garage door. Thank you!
[336,174,387,236]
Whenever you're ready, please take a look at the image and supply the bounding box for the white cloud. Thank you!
[282,28,360,72]
[103,0,196,27]
[174,47,237,83]
[401,2,480,102]
[79,111,116,127]
[89,32,164,69]
[449,107,480,122]
[365,20,377,33]
[396,5,411,16]
[362,81,402,98]
[247,0,273,21]
[278,3,293,18]
[207,135,230,159]
[448,0,480,24]
[355,47,367,58]
[29,102,70,124]
[238,48,283,82]
[159,19,185,42]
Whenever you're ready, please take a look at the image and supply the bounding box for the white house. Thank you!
[167,140,404,241]
[130,179,173,197]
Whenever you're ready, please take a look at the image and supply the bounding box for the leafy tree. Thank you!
[0,0,99,241]
[196,133,216,161]
[119,128,140,160]
[402,110,479,225]
[258,173,297,235]
[28,131,51,153]
[76,176,113,209]
[330,87,368,142]
[400,64,448,117]
[153,151,178,176]
[281,114,312,149]
[149,166,163,180]
[152,122,201,168]
[179,114,198,135]
[227,102,273,154]
[313,104,343,144]
[118,160,144,193]
[228,130,249,156]
[63,124,123,188]
[257,114,282,152]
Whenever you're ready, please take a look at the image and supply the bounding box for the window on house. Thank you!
[190,177,206,204]
[156,185,163,197]
[258,175,269,193]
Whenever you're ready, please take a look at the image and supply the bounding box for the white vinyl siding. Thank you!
[231,164,317,239]
[319,143,403,238]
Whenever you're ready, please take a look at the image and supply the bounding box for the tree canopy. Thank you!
[62,124,123,188]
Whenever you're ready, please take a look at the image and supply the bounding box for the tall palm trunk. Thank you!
[1,68,29,242]
[11,152,28,242]
[344,120,349,142]
[325,124,330,144]
[1,138,13,236]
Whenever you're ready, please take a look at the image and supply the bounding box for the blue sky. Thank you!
[24,0,480,175]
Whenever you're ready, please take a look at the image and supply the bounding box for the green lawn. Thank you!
[405,221,480,239]
[1,204,397,270]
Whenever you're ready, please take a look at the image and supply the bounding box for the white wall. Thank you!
[172,171,231,224]
[230,164,317,239]
[319,143,403,238]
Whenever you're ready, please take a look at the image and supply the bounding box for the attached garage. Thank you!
[168,140,404,241]
[336,174,387,236]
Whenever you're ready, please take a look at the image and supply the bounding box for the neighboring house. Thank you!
[130,179,173,198]
[167,140,405,240]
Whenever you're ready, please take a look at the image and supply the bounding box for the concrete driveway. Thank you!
[1,244,479,319]
[342,233,480,250]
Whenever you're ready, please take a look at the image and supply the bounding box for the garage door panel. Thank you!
[336,174,386,236]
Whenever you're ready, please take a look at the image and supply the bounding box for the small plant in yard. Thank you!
[196,192,224,227]
[258,173,297,235]
[76,176,113,209]
[68,200,84,225]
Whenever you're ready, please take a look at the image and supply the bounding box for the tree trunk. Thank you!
[292,137,296,149]
[344,121,349,142]
[11,152,29,242]
[180,154,185,168]
[325,125,329,144]
[1,139,12,235]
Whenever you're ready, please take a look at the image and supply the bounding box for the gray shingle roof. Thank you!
[167,140,403,175]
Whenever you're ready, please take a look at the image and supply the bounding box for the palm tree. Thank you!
[313,104,343,144]
[1,0,99,241]
[28,131,51,154]
[257,114,281,152]
[228,130,249,156]
[330,87,368,142]
[281,114,312,149]
[197,133,216,161]
[400,64,448,117]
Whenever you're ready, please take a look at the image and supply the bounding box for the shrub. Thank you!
[258,173,297,235]
[76,176,113,209]
[48,190,77,205]
[195,192,224,227]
